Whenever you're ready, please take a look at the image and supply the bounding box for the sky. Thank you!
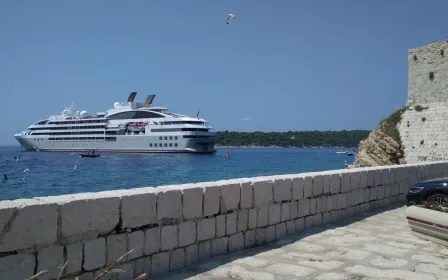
[1,0,447,145]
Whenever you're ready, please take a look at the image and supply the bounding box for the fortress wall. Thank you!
[1,161,447,279]
[400,40,448,163]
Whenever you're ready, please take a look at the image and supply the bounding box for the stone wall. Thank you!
[1,161,448,280]
[400,40,448,163]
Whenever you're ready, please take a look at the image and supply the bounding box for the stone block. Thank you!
[322,212,331,225]
[377,186,385,200]
[157,189,182,220]
[305,216,313,229]
[366,169,375,187]
[66,243,83,274]
[179,221,196,247]
[370,187,378,200]
[330,210,338,223]
[183,187,203,219]
[350,172,360,190]
[281,202,290,222]
[275,223,286,239]
[134,257,145,279]
[203,185,220,217]
[257,207,268,227]
[400,182,410,194]
[128,230,144,260]
[211,237,228,256]
[337,193,347,209]
[61,195,120,238]
[290,200,298,219]
[84,237,106,271]
[37,245,64,280]
[0,200,58,252]
[303,176,313,198]
[240,182,253,208]
[197,218,215,241]
[341,172,351,192]
[325,195,333,211]
[360,203,370,212]
[359,170,368,189]
[248,208,257,229]
[185,244,199,266]
[389,168,396,184]
[363,188,370,203]
[116,262,134,280]
[253,179,273,207]
[152,251,169,276]
[106,234,127,265]
[0,254,35,280]
[121,191,156,229]
[374,169,382,186]
[198,240,211,261]
[170,248,185,271]
[161,225,178,251]
[237,209,248,232]
[312,214,322,227]
[144,227,160,255]
[255,228,266,245]
[310,198,317,215]
[220,183,241,213]
[226,212,237,235]
[268,203,281,225]
[316,197,323,213]
[274,177,292,202]
[381,168,390,185]
[322,173,331,194]
[286,220,295,234]
[320,196,327,212]
[312,174,324,195]
[330,173,341,194]
[265,225,276,243]
[298,199,310,217]
[292,177,304,200]
[244,229,256,248]
[295,218,305,232]
[216,214,226,237]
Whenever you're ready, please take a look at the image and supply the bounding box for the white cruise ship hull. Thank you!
[15,133,216,154]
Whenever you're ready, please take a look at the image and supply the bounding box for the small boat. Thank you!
[80,150,100,158]
[346,152,354,156]
[336,150,348,154]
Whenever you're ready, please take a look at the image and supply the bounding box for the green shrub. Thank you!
[379,106,407,145]
[415,105,429,112]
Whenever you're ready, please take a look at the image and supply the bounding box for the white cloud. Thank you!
[241,117,251,121]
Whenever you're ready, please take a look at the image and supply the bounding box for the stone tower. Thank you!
[399,40,448,163]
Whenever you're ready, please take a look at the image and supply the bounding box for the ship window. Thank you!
[164,143,167,147]
[149,143,153,147]
[169,143,173,147]
[174,136,178,140]
[169,136,173,140]
[154,143,157,147]
[175,143,178,147]
[159,143,162,147]
[108,111,165,120]
[164,136,167,140]
[159,136,162,140]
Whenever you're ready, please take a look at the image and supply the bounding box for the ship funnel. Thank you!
[127,92,137,102]
[144,94,156,105]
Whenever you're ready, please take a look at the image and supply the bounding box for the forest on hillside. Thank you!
[215,130,370,148]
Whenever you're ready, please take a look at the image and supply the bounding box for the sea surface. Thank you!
[0,146,357,201]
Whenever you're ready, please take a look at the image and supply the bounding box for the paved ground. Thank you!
[156,206,448,280]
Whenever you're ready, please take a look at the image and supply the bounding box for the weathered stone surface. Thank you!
[216,215,226,237]
[322,173,331,194]
[106,234,127,265]
[198,240,211,261]
[256,228,266,245]
[161,225,178,251]
[66,242,83,274]
[274,177,292,202]
[310,198,317,215]
[275,223,286,239]
[128,230,144,260]
[303,176,313,198]
[197,218,215,241]
[84,237,106,270]
[152,251,169,275]
[322,212,331,225]
[341,172,351,192]
[211,237,228,256]
[305,216,313,229]
[220,183,241,213]
[265,225,276,243]
[170,248,185,271]
[330,173,341,194]
[240,182,253,209]
[290,200,298,220]
[268,203,281,225]
[248,208,257,229]
[0,200,58,252]
[157,189,182,220]
[286,220,295,234]
[281,202,290,222]
[226,212,237,235]
[179,221,196,247]
[244,229,256,248]
[312,213,322,227]
[144,227,160,255]
[183,187,203,219]
[185,244,199,266]
[203,185,220,217]
[292,177,304,200]
[350,172,360,190]
[229,232,244,252]
[257,207,268,227]
[121,191,156,229]
[253,179,273,207]
[237,209,248,232]
[298,199,310,217]
[37,245,64,280]
[313,175,324,195]
[0,254,35,280]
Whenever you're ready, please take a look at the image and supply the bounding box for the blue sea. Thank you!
[0,146,357,201]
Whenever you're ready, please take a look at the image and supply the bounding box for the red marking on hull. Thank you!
[407,216,448,231]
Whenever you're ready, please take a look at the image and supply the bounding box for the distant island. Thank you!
[215,130,370,148]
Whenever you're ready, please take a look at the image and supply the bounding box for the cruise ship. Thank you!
[14,92,216,153]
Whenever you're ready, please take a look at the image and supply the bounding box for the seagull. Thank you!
[226,14,236,24]
[14,154,23,161]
